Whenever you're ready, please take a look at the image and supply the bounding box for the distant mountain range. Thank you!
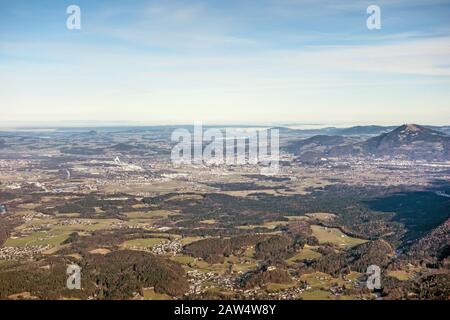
[286,124,450,162]
[279,124,450,137]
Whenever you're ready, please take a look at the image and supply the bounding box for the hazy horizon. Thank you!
[0,120,449,130]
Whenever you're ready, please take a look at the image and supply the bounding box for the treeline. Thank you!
[408,217,450,262]
[44,194,138,217]
[206,182,286,192]
[254,236,294,260]
[0,260,86,300]
[310,240,395,277]
[184,234,307,263]
[61,229,157,252]
[184,234,277,263]
[382,272,450,300]
[244,174,291,182]
[0,250,188,300]
[240,268,292,289]
[142,185,407,244]
[81,250,188,299]
[0,216,21,246]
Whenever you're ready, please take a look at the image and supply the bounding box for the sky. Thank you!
[1,0,450,126]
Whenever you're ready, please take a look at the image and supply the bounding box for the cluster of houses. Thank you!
[22,212,51,222]
[110,221,144,229]
[266,282,309,300]
[186,270,235,295]
[184,267,332,299]
[128,240,182,255]
[0,245,49,260]
[151,240,182,255]
[57,219,94,226]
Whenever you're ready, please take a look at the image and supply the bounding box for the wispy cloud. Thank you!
[1,0,450,124]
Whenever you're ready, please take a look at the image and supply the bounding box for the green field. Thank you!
[143,288,171,300]
[171,255,212,270]
[387,270,412,281]
[123,238,167,248]
[4,231,70,247]
[266,282,296,292]
[237,220,289,230]
[311,225,367,247]
[298,290,332,300]
[0,260,12,266]
[171,254,197,265]
[287,246,322,263]
[179,236,206,245]
[126,210,177,219]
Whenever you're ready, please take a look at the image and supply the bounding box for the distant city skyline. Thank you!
[1,0,450,125]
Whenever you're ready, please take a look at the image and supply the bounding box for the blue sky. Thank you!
[1,0,450,126]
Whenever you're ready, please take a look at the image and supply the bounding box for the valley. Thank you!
[0,124,449,300]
